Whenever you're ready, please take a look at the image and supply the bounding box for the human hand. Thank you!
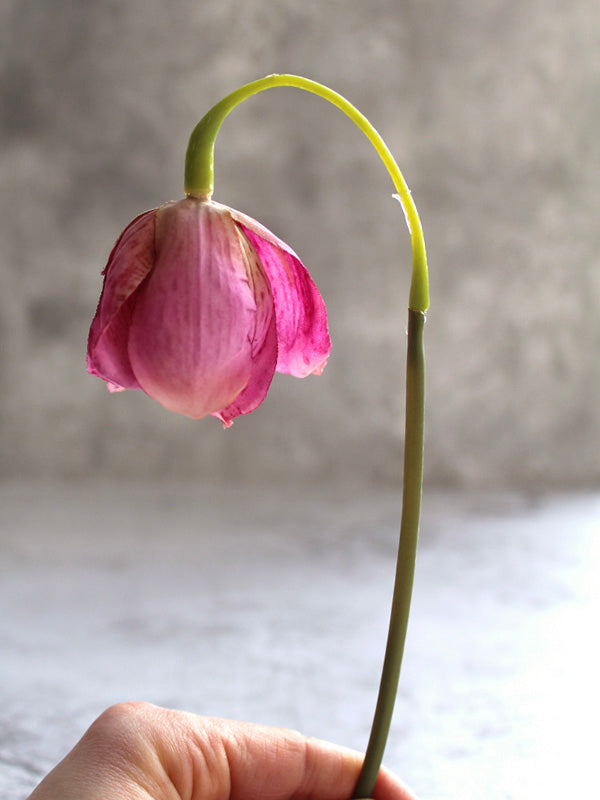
[27,702,417,800]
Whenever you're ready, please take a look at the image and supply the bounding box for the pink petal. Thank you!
[127,198,276,420]
[229,207,331,377]
[212,298,278,427]
[86,208,157,389]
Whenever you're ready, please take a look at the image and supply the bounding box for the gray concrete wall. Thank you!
[1,0,598,489]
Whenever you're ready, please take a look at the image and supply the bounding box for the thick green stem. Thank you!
[185,74,429,798]
[352,309,425,798]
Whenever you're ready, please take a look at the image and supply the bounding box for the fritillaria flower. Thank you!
[87,196,331,425]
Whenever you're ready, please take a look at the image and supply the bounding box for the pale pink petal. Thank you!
[86,208,157,389]
[127,198,275,419]
[228,206,331,377]
[107,381,126,393]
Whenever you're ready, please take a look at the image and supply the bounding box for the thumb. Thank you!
[140,704,417,800]
[28,702,418,800]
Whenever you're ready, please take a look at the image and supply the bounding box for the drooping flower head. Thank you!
[87,197,331,426]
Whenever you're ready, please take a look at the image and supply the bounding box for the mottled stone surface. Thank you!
[1,483,598,799]
[1,0,599,489]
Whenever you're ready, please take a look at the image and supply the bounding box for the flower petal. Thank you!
[212,287,278,427]
[228,206,331,377]
[86,208,157,389]
[127,198,274,419]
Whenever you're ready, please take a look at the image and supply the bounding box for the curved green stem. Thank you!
[184,73,429,313]
[185,74,428,797]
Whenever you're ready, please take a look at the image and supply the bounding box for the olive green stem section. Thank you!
[352,309,425,799]
[185,74,428,799]
[184,73,429,312]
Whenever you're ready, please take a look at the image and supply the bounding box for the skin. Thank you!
[27,702,418,800]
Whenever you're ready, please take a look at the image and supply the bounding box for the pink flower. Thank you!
[87,197,331,426]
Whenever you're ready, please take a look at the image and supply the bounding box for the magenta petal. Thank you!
[87,295,140,389]
[86,208,157,389]
[127,198,275,419]
[212,304,278,427]
[230,209,331,378]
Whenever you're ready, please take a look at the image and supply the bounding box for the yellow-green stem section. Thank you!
[184,73,429,312]
[185,74,428,798]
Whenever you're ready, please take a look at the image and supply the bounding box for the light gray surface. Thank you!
[2,0,600,489]
[1,483,598,799]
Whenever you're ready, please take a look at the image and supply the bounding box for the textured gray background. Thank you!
[1,0,599,488]
[2,6,600,798]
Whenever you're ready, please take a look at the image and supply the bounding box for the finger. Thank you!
[28,702,418,800]
[149,705,417,800]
